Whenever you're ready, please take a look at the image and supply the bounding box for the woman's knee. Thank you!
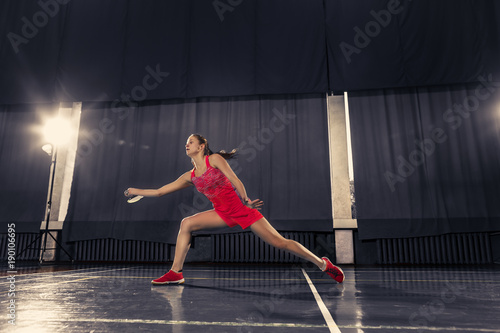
[180,217,196,232]
[270,237,291,250]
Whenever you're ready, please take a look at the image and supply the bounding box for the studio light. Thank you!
[27,115,75,262]
[43,117,71,146]
[41,143,53,156]
[42,117,72,146]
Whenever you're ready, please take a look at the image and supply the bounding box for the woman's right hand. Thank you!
[124,188,134,197]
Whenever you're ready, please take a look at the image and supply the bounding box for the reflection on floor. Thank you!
[4,263,500,332]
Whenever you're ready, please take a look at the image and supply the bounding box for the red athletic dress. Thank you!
[191,156,263,229]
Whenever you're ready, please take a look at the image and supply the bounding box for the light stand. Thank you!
[39,143,74,263]
[17,142,74,263]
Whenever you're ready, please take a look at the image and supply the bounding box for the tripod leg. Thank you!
[39,231,74,263]
[47,231,74,261]
[17,233,43,258]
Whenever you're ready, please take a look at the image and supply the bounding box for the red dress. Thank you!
[191,156,263,229]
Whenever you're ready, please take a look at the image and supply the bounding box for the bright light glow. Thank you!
[41,143,53,156]
[43,117,72,146]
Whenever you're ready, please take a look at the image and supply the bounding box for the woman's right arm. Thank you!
[125,171,192,197]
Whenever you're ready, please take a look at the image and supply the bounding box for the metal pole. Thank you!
[39,144,58,263]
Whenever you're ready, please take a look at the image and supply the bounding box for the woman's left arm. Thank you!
[209,154,263,209]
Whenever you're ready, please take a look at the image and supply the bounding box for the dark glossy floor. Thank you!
[3,263,499,332]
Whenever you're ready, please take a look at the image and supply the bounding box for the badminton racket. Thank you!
[127,195,144,203]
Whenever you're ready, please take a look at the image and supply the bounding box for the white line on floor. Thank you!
[2,267,139,291]
[16,317,500,332]
[301,268,341,333]
[17,317,327,329]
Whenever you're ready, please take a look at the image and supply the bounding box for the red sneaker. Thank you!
[322,257,345,283]
[151,270,185,285]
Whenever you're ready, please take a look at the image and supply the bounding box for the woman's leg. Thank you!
[250,218,324,269]
[171,210,227,272]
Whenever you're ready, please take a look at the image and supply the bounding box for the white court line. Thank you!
[16,318,327,329]
[301,268,341,333]
[1,265,136,280]
[16,318,500,332]
[0,266,139,288]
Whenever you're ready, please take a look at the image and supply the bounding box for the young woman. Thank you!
[124,134,344,285]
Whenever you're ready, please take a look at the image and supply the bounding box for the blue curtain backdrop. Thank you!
[349,82,500,239]
[1,0,499,104]
[63,94,332,244]
[1,0,500,243]
[325,0,500,92]
[0,0,328,104]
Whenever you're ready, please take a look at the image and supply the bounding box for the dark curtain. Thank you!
[64,94,332,244]
[0,104,57,232]
[349,82,500,239]
[2,0,500,104]
[0,0,327,104]
[0,1,66,104]
[326,0,500,92]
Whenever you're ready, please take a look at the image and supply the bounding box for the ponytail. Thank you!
[209,148,237,160]
[191,133,237,160]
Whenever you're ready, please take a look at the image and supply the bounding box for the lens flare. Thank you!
[43,117,72,146]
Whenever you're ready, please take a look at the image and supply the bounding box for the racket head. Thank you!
[127,195,144,203]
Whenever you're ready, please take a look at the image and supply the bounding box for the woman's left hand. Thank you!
[245,198,264,210]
